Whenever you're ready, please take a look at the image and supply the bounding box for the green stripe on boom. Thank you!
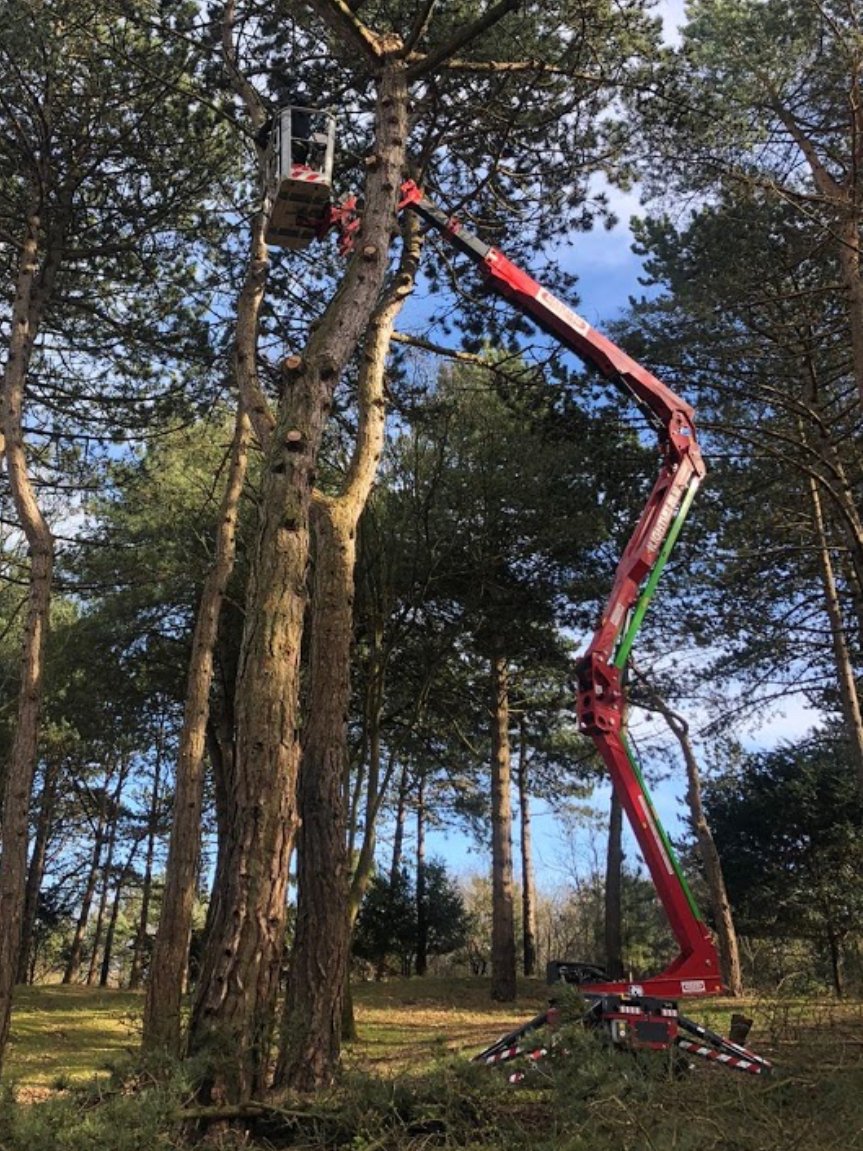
[621,731,705,923]
[612,480,699,672]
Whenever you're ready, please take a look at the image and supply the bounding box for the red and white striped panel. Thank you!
[676,1038,770,1075]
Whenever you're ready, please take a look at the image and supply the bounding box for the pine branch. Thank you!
[303,0,384,69]
[406,0,521,81]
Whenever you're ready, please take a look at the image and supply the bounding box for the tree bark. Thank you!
[187,52,408,1104]
[143,405,250,1053]
[272,498,354,1087]
[0,210,56,1072]
[276,203,418,1091]
[826,923,844,998]
[516,718,537,977]
[604,787,624,980]
[489,653,517,1001]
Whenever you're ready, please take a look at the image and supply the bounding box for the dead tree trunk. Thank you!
[87,772,125,986]
[100,837,141,988]
[415,773,428,977]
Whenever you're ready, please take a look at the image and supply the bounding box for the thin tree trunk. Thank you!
[516,718,537,977]
[143,405,250,1052]
[129,714,166,990]
[490,653,517,1001]
[0,210,57,1073]
[100,837,141,988]
[604,787,624,980]
[87,776,124,986]
[63,790,108,985]
[187,51,408,1103]
[415,773,428,977]
[128,766,160,991]
[17,756,60,984]
[640,681,744,997]
[826,924,844,998]
[390,763,410,884]
[349,631,397,922]
[772,104,863,409]
[835,213,863,411]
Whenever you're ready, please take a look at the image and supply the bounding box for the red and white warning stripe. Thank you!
[676,1038,769,1075]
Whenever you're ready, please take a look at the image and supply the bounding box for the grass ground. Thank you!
[2,979,863,1149]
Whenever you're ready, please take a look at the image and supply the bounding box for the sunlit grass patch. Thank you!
[4,985,144,1097]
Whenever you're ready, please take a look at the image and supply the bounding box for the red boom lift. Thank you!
[395,183,771,1077]
[266,138,771,1075]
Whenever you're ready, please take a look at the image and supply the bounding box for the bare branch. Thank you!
[404,0,438,55]
[439,58,595,79]
[391,330,485,362]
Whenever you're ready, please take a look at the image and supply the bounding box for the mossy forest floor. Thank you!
[2,978,863,1150]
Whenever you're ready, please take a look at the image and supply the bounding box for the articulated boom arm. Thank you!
[400,181,720,998]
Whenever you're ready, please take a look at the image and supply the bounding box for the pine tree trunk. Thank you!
[274,500,354,1090]
[17,756,60,984]
[517,719,537,977]
[490,653,517,1001]
[143,406,250,1052]
[0,211,56,1073]
[826,925,844,998]
[187,55,408,1104]
[349,628,396,923]
[604,787,624,979]
[277,202,417,1087]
